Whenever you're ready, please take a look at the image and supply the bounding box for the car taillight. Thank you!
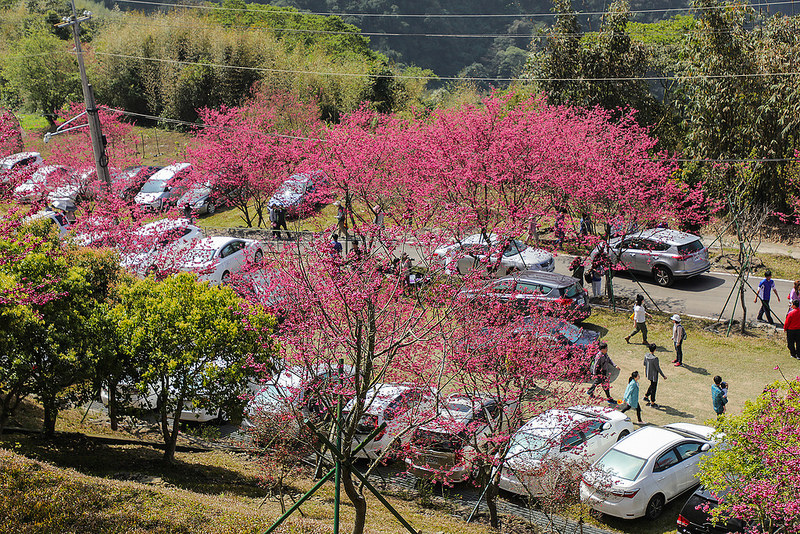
[557,297,573,305]
[375,427,386,441]
[610,488,640,498]
[671,254,691,260]
[677,514,690,527]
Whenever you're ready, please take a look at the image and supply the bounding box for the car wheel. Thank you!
[254,249,263,263]
[207,201,215,215]
[617,429,630,442]
[221,271,231,285]
[645,493,665,520]
[652,266,674,287]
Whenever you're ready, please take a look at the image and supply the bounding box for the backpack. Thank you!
[584,271,592,284]
[678,324,687,341]
[591,352,604,375]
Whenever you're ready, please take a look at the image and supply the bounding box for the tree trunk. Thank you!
[163,390,185,463]
[42,398,57,437]
[486,478,500,528]
[740,282,747,335]
[341,464,367,534]
[108,380,119,431]
[0,385,25,435]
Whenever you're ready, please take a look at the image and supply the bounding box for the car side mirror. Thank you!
[602,422,612,431]
[701,443,711,452]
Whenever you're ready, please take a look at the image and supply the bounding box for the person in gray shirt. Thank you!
[642,343,667,408]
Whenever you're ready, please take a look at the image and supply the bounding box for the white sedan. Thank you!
[499,405,634,498]
[433,233,555,276]
[176,236,263,285]
[119,218,203,277]
[14,165,72,203]
[580,423,719,520]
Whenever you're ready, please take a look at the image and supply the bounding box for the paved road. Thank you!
[550,256,793,325]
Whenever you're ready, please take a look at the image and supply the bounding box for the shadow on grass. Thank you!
[650,404,696,419]
[679,363,710,376]
[1,434,265,498]
[593,486,694,534]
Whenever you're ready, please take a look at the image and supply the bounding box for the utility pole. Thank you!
[56,0,111,187]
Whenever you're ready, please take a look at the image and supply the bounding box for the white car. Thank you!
[14,165,72,203]
[242,363,354,430]
[134,162,191,211]
[433,233,555,276]
[119,218,203,277]
[580,423,719,520]
[23,210,72,236]
[0,151,42,182]
[499,405,634,498]
[47,167,102,206]
[176,236,263,285]
[345,383,437,461]
[100,383,222,423]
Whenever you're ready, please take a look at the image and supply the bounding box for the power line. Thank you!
[114,0,798,19]
[92,50,800,83]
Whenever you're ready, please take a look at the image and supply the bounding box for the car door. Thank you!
[619,238,645,272]
[514,281,545,308]
[651,447,682,500]
[673,441,706,492]
[579,419,610,462]
[457,244,488,274]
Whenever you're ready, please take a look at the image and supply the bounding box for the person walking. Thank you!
[335,201,348,238]
[587,342,620,402]
[642,343,667,407]
[625,294,650,344]
[276,206,290,240]
[755,270,780,324]
[788,280,800,311]
[785,300,800,359]
[620,371,645,424]
[711,375,728,416]
[671,314,686,366]
[269,204,282,240]
[590,265,603,298]
[373,204,385,228]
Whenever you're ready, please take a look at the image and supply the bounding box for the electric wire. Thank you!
[114,0,798,19]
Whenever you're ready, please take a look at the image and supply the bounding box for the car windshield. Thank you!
[595,449,647,481]
[503,239,528,257]
[278,180,305,195]
[507,430,553,460]
[140,180,166,193]
[677,240,704,254]
[554,322,582,343]
[444,402,473,414]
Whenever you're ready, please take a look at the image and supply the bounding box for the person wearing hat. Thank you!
[671,314,686,366]
[373,204,385,228]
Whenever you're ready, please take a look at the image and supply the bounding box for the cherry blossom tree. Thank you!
[0,109,23,156]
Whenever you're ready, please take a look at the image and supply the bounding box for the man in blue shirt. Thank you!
[330,233,343,256]
[755,270,780,324]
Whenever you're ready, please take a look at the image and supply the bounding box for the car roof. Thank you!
[1,151,39,164]
[663,422,718,441]
[148,162,191,181]
[196,236,254,249]
[503,270,579,287]
[517,407,597,437]
[632,228,701,246]
[136,218,195,234]
[613,425,710,458]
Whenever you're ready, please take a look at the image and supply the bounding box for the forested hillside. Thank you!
[251,0,693,77]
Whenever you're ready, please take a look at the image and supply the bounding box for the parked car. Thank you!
[100,382,222,423]
[598,228,710,287]
[459,270,591,322]
[14,165,72,203]
[580,423,719,520]
[113,165,162,200]
[175,236,263,285]
[677,486,746,534]
[47,167,102,206]
[499,405,634,499]
[22,210,71,236]
[118,218,203,277]
[406,393,509,484]
[177,182,217,215]
[0,151,42,182]
[268,172,325,217]
[434,234,555,277]
[242,363,355,430]
[133,162,192,211]
[345,383,437,461]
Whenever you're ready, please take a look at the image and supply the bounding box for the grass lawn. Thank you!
[568,305,793,534]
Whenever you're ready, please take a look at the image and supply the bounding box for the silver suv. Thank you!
[601,228,710,287]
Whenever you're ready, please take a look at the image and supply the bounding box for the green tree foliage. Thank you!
[524,1,662,127]
[2,26,80,124]
[676,1,800,209]
[110,273,275,462]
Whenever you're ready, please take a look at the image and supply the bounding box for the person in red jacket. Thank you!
[784,300,800,359]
